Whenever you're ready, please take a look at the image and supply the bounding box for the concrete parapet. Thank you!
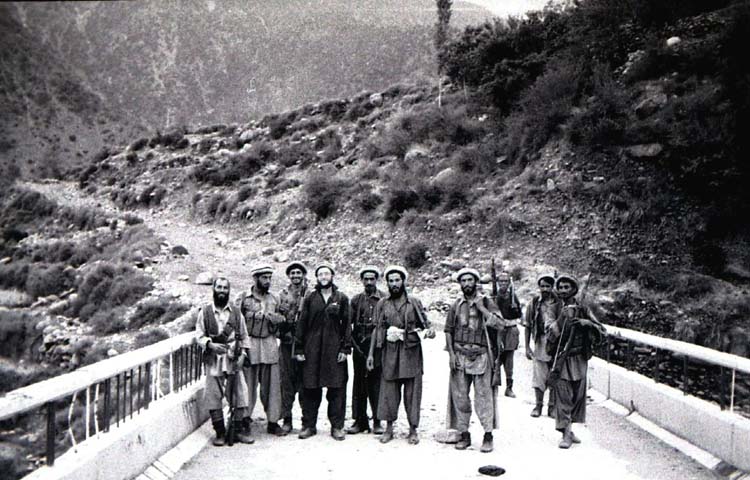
[24,382,208,480]
[589,357,750,471]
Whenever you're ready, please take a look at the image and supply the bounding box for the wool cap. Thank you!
[251,264,274,277]
[455,267,480,282]
[285,261,308,276]
[537,274,556,287]
[358,265,381,279]
[555,274,579,296]
[315,262,335,276]
[383,265,408,282]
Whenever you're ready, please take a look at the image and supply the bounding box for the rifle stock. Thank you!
[491,258,498,298]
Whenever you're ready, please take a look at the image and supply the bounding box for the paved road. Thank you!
[174,331,715,480]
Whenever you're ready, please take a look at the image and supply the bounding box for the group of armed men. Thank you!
[196,261,606,453]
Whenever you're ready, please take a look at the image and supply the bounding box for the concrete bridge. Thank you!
[2,324,749,480]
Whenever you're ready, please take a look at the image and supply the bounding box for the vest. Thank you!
[451,297,489,347]
[239,291,277,338]
[202,303,242,344]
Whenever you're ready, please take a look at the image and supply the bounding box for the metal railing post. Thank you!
[46,402,56,466]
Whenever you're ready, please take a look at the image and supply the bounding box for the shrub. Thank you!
[0,262,30,291]
[303,171,347,220]
[0,310,39,359]
[277,141,316,168]
[68,262,153,322]
[121,213,143,225]
[89,307,128,335]
[134,327,171,348]
[205,193,225,218]
[129,137,148,151]
[403,242,429,269]
[25,263,74,298]
[384,188,420,223]
[130,296,189,330]
[357,190,383,212]
[237,185,255,202]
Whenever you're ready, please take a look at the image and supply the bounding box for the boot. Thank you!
[298,426,317,439]
[267,422,287,436]
[346,419,370,434]
[480,432,494,453]
[331,428,346,441]
[210,410,226,447]
[379,422,394,444]
[372,419,384,435]
[530,404,543,417]
[455,431,471,450]
[235,419,255,444]
[547,404,555,418]
[407,426,419,445]
[504,379,516,398]
[570,430,581,444]
[281,417,293,434]
[531,388,544,417]
[211,420,226,446]
[559,429,573,449]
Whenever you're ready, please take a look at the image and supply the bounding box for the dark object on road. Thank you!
[478,465,506,476]
[172,245,189,255]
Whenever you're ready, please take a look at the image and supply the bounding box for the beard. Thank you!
[256,282,270,294]
[364,284,376,295]
[462,285,477,297]
[388,285,403,297]
[213,291,229,308]
[317,278,332,289]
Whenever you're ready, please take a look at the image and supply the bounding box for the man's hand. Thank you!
[424,327,436,339]
[207,341,228,355]
[525,345,533,360]
[449,353,460,370]
[366,355,374,371]
[337,352,346,363]
[294,354,306,362]
[267,313,286,325]
[234,354,246,371]
[573,318,593,328]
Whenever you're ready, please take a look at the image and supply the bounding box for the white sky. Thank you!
[460,0,551,16]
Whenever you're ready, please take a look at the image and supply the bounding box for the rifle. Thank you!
[546,274,591,388]
[225,312,243,446]
[491,257,498,299]
[509,276,519,311]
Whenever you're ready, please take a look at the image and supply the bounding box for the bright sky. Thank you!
[460,0,552,16]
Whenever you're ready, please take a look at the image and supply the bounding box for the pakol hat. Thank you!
[358,265,381,279]
[555,274,579,297]
[251,264,274,277]
[314,262,335,276]
[537,274,555,287]
[285,261,308,276]
[383,265,408,282]
[455,267,480,282]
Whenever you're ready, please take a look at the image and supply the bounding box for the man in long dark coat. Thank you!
[493,271,522,398]
[294,263,352,441]
[346,265,386,435]
[367,265,435,445]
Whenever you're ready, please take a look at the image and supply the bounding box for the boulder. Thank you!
[0,257,10,264]
[171,245,189,256]
[480,273,492,284]
[666,36,681,47]
[107,348,119,357]
[432,167,455,185]
[369,93,384,107]
[273,250,290,263]
[195,272,214,285]
[404,146,429,163]
[546,178,556,191]
[285,230,304,247]
[626,143,663,158]
[178,274,190,282]
[634,93,668,118]
[261,247,275,255]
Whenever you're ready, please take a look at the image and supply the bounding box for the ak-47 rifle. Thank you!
[509,276,519,311]
[225,313,243,446]
[491,257,498,299]
[546,274,592,389]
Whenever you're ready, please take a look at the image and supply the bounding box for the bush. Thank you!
[68,262,153,322]
[129,137,148,151]
[304,171,347,219]
[237,185,255,202]
[134,327,171,348]
[384,188,420,223]
[205,193,226,218]
[403,242,429,269]
[0,310,39,359]
[89,307,127,335]
[130,296,189,330]
[357,190,383,212]
[25,263,74,298]
[0,262,30,291]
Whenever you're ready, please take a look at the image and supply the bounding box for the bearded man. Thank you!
[294,263,352,441]
[367,265,435,445]
[195,276,253,445]
[444,268,504,453]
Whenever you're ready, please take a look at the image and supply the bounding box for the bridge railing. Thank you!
[597,324,750,417]
[0,331,203,469]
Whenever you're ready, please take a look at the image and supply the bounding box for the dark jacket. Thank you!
[295,285,352,389]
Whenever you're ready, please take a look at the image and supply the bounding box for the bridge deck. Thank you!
[173,332,715,480]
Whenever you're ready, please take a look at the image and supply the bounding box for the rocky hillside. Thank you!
[1,1,491,179]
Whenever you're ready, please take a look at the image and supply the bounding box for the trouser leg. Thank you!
[326,387,346,430]
[402,376,422,428]
[259,363,282,423]
[554,379,578,432]
[450,369,473,432]
[351,353,368,423]
[473,368,495,432]
[367,365,382,421]
[301,387,322,429]
[279,343,296,420]
[243,365,259,417]
[503,351,514,382]
[377,378,401,422]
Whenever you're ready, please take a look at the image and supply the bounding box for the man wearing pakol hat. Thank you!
[367,265,436,445]
[493,271,522,398]
[236,264,286,440]
[547,274,606,449]
[523,274,563,418]
[277,261,309,433]
[444,267,505,453]
[346,265,387,435]
[195,276,253,445]
[294,263,352,441]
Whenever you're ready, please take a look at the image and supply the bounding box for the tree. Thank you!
[434,0,452,107]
